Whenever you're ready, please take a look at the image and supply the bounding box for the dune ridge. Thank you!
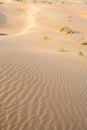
[0,3,38,35]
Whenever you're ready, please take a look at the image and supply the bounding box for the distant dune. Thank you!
[0,1,87,130]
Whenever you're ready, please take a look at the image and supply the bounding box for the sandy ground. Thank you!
[0,1,87,130]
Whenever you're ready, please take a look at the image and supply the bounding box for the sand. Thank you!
[0,0,87,130]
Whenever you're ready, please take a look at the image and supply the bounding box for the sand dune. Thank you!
[0,3,37,35]
[0,1,87,130]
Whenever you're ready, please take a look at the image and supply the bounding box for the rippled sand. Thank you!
[0,1,87,130]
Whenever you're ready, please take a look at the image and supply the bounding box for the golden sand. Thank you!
[0,1,87,130]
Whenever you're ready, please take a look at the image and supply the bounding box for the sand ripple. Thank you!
[0,48,87,130]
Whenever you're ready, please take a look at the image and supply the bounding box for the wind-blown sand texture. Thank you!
[0,0,87,130]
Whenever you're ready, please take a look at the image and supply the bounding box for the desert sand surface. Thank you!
[0,0,87,130]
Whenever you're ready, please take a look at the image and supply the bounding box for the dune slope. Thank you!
[0,1,87,130]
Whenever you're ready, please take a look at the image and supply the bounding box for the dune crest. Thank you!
[0,3,40,35]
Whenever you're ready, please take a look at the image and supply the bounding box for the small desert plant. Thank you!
[0,2,3,4]
[59,26,74,34]
[77,38,87,45]
[0,33,7,36]
[68,16,72,23]
[43,36,50,40]
[81,40,87,45]
[68,16,72,19]
[59,47,66,52]
[60,1,65,4]
[17,0,24,2]
[78,51,84,56]
[48,2,52,4]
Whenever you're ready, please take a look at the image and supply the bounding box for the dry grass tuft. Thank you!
[59,26,74,34]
